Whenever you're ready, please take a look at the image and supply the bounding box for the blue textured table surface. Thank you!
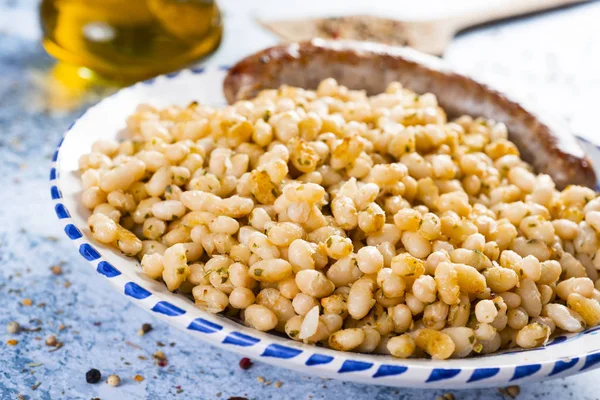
[2,1,600,399]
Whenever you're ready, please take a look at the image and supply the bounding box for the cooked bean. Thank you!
[434,262,460,305]
[443,327,475,358]
[249,259,293,282]
[518,279,542,318]
[192,285,229,313]
[295,270,335,298]
[244,304,278,331]
[543,303,585,332]
[556,277,594,300]
[386,334,416,358]
[414,328,455,360]
[347,278,375,320]
[567,293,600,326]
[328,328,365,351]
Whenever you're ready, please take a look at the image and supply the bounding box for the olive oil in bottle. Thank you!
[40,0,222,83]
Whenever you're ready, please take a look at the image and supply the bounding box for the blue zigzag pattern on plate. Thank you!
[96,261,120,278]
[549,358,579,376]
[151,301,186,316]
[187,318,223,334]
[426,368,461,383]
[64,224,82,240]
[305,354,333,366]
[124,282,151,299]
[262,344,302,359]
[510,364,542,381]
[55,203,70,219]
[222,331,260,347]
[581,352,600,371]
[467,368,500,383]
[338,360,373,373]
[50,186,61,199]
[372,365,408,378]
[79,243,100,261]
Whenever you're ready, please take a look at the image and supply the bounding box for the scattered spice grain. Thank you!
[7,321,20,334]
[239,358,253,370]
[125,341,142,350]
[45,335,57,347]
[500,386,521,398]
[138,323,152,336]
[436,394,455,400]
[107,374,121,387]
[50,265,63,275]
[86,369,102,384]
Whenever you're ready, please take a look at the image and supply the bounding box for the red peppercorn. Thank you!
[239,357,253,370]
[157,360,168,367]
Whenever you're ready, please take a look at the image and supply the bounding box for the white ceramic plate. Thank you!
[51,65,600,389]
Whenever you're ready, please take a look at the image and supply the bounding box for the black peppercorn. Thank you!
[86,368,101,384]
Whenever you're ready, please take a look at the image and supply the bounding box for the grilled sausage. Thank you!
[224,39,596,189]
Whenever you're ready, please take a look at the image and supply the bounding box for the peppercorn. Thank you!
[50,265,63,275]
[239,357,253,370]
[86,369,102,384]
[107,374,121,387]
[505,385,520,398]
[45,335,57,347]
[138,323,152,336]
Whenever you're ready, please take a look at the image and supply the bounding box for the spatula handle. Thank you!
[453,0,590,31]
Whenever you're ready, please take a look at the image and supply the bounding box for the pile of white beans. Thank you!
[79,79,600,359]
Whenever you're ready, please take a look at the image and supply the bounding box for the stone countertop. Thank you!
[1,1,600,399]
